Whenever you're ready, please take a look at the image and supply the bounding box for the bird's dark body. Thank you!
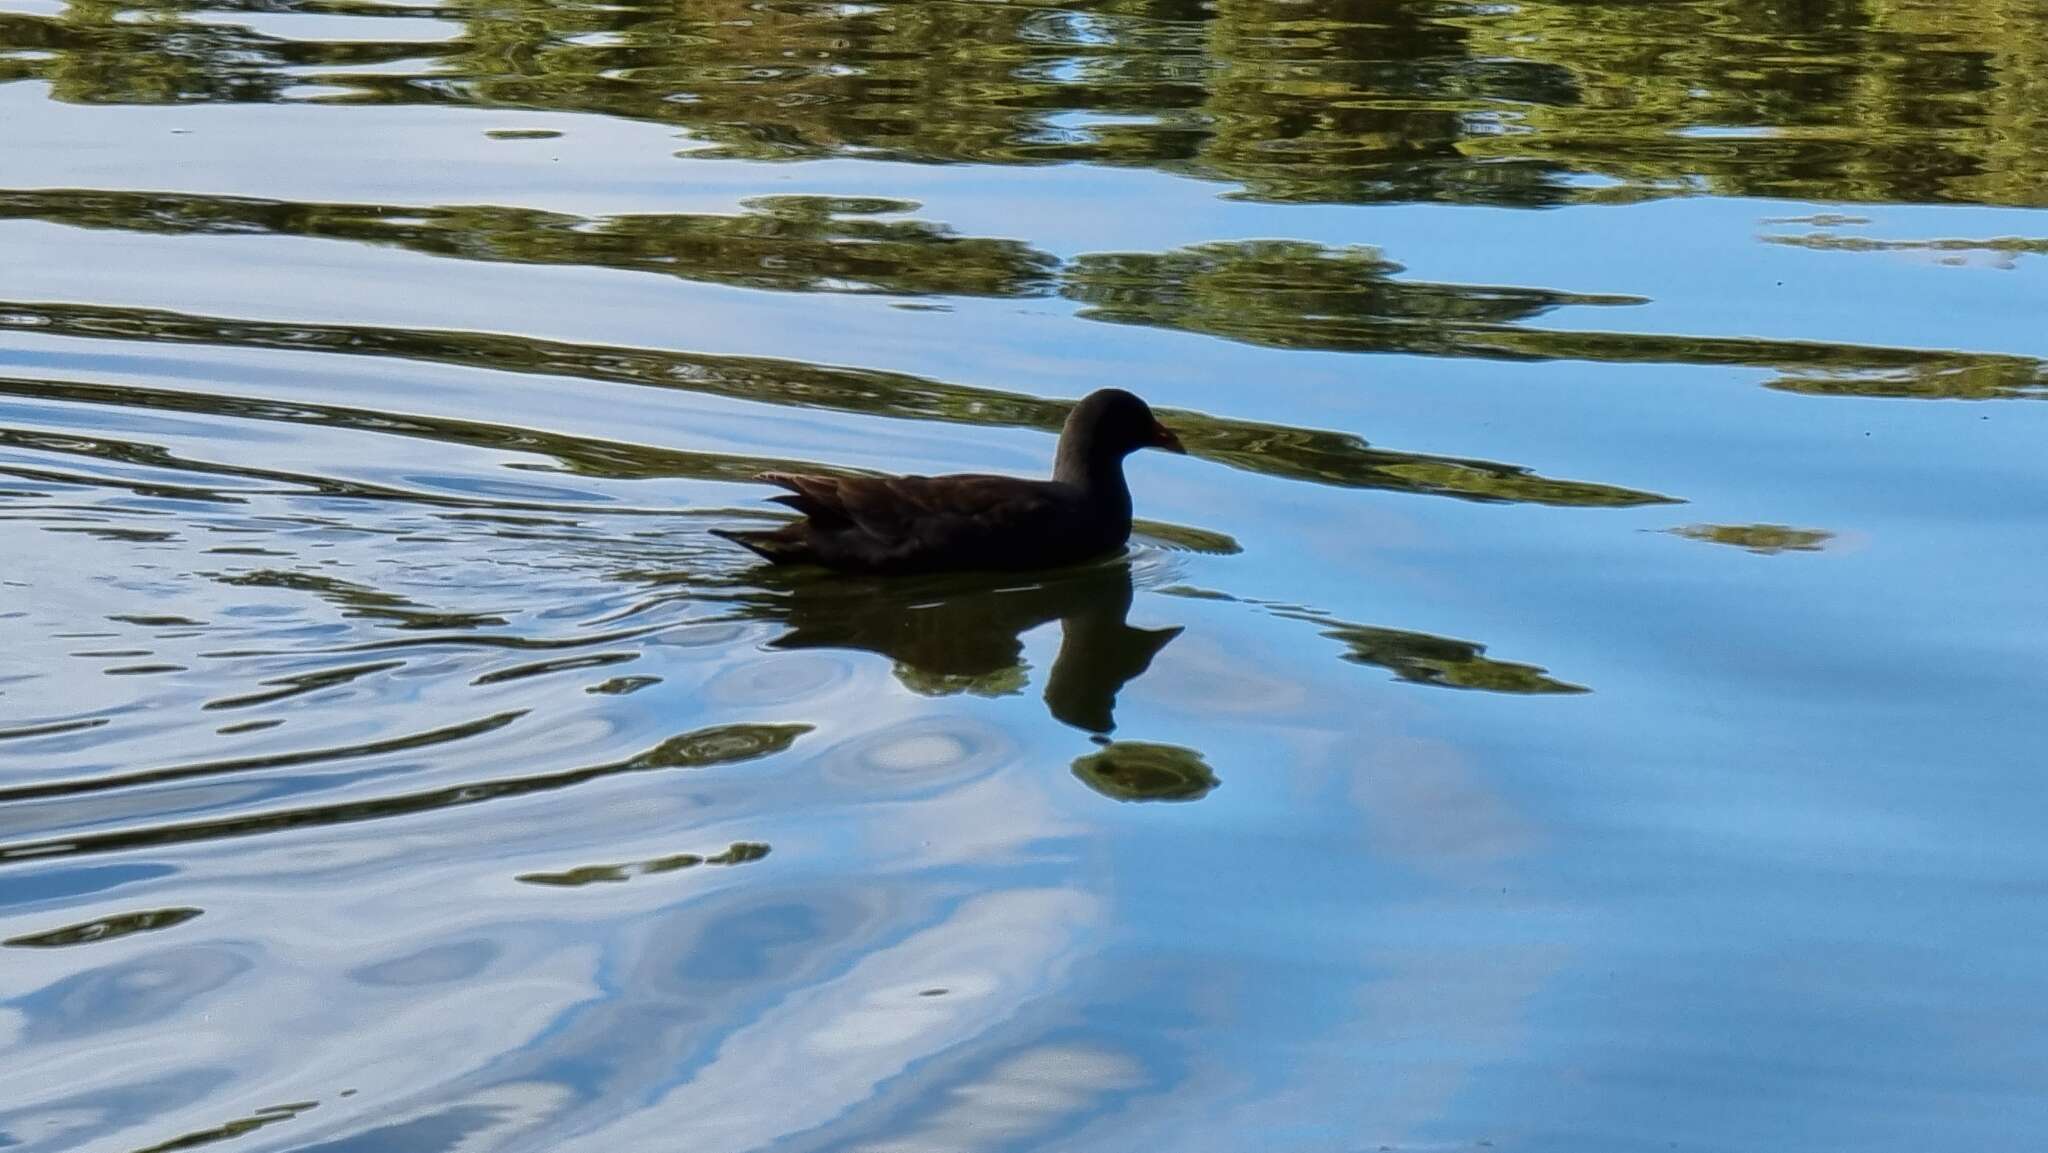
[713,389,1183,575]
[717,473,1127,574]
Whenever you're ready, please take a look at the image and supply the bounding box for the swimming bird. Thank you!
[712,388,1186,574]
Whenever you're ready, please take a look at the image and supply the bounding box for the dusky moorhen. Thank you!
[713,389,1186,574]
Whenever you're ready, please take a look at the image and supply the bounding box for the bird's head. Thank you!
[1067,388,1186,458]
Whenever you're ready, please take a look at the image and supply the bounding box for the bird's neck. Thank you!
[1055,443,1126,492]
[1055,447,1133,529]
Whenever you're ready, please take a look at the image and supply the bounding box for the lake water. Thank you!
[3,1,2047,1149]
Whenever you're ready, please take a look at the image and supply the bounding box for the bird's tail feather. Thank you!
[711,526,812,564]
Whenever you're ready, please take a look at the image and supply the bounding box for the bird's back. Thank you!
[717,471,1128,574]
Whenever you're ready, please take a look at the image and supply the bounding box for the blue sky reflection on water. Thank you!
[3,0,2048,1148]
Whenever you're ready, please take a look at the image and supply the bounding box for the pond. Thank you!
[2,1,2046,1149]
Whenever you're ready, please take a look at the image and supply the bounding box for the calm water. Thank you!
[3,1,2047,1149]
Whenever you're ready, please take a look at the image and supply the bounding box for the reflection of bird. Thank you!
[736,560,1180,734]
[713,389,1185,574]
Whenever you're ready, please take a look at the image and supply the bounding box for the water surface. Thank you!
[3,1,2047,1150]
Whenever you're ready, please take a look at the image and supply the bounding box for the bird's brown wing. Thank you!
[759,472,1070,570]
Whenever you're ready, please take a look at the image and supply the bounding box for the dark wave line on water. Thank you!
[0,717,113,742]
[201,656,412,709]
[3,906,203,948]
[470,651,639,686]
[1275,610,1589,695]
[516,840,770,887]
[336,622,680,654]
[0,392,833,508]
[0,710,528,804]
[4,192,2042,398]
[0,722,811,867]
[1157,585,1589,694]
[127,1101,319,1153]
[0,313,1675,506]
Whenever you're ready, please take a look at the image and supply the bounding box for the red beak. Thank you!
[1151,420,1186,454]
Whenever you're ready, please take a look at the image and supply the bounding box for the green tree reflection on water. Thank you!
[9,0,2047,405]
[6,0,2046,207]
[1072,741,1219,802]
[4,186,2037,403]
